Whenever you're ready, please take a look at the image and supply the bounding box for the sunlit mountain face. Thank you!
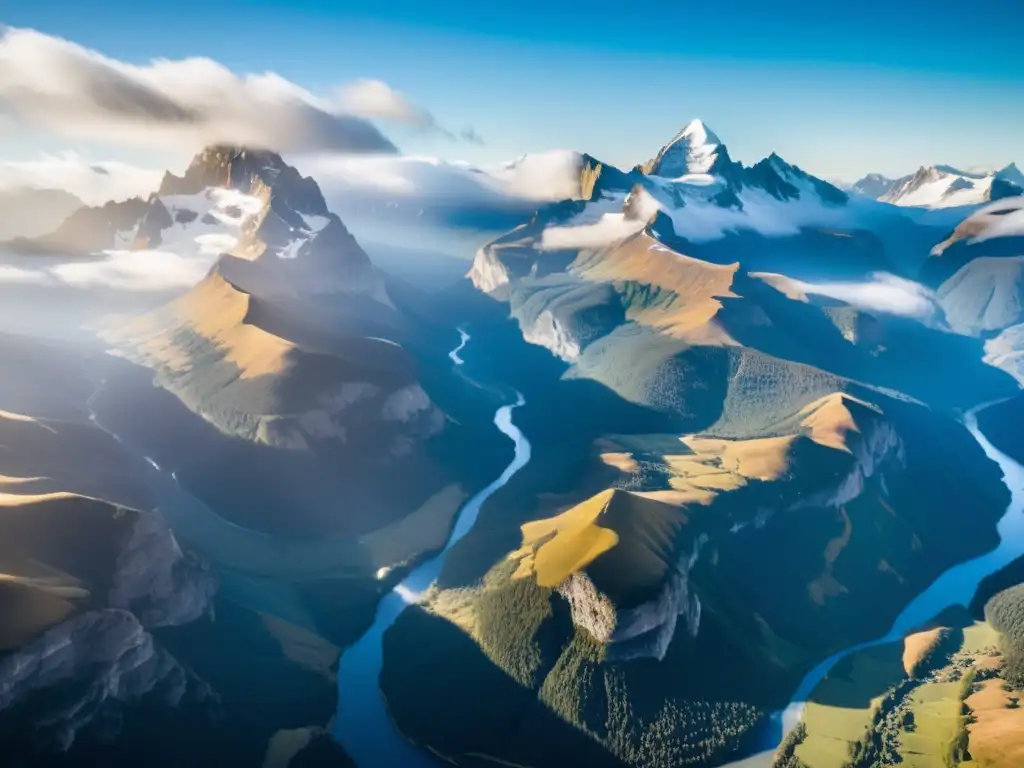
[1,8,1023,768]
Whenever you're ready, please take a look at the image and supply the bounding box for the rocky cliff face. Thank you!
[107,510,218,628]
[469,244,514,295]
[158,146,329,217]
[558,537,705,662]
[0,609,213,752]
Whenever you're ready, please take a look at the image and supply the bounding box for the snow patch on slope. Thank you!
[882,166,997,209]
[0,187,263,291]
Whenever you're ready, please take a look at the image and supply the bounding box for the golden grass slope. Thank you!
[798,392,881,453]
[794,641,906,768]
[508,488,692,607]
[792,619,1018,768]
[903,626,949,678]
[510,488,621,588]
[598,392,879,509]
[572,232,740,345]
[122,271,294,380]
[964,679,1024,767]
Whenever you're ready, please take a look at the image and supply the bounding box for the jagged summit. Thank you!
[159,145,328,217]
[645,118,727,177]
[675,118,722,149]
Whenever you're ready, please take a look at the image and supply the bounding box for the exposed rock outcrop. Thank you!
[107,510,217,629]
[0,609,213,753]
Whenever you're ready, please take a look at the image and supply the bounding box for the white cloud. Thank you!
[0,151,162,204]
[484,150,585,201]
[0,186,260,292]
[540,187,661,250]
[337,79,484,144]
[663,187,854,242]
[968,197,1024,244]
[0,265,48,284]
[291,149,595,211]
[0,248,217,293]
[792,272,939,319]
[0,27,397,154]
[48,249,212,292]
[337,79,435,129]
[541,213,646,250]
[295,152,579,205]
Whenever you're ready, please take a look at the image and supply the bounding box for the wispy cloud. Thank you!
[0,248,217,293]
[0,27,397,154]
[0,265,48,285]
[541,213,647,250]
[296,151,579,205]
[792,272,940,319]
[0,151,161,205]
[969,197,1024,243]
[337,78,484,145]
[540,188,661,250]
[337,79,437,130]
[460,126,486,145]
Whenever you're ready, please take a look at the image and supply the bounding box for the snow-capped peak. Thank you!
[678,119,721,149]
[647,118,725,177]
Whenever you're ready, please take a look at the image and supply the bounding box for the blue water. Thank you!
[333,341,1024,768]
[333,331,532,767]
[448,326,469,366]
[726,401,1024,767]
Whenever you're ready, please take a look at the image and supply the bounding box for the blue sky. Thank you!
[2,0,1023,181]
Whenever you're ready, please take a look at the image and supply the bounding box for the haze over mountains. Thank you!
[1,103,1024,768]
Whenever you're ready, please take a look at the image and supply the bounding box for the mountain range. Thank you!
[372,122,1024,767]
[1,116,1024,768]
[849,162,1024,208]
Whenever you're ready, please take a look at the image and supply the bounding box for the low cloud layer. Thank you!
[0,28,398,154]
[793,272,940,319]
[540,188,661,250]
[542,212,647,250]
[969,197,1024,244]
[0,151,161,205]
[0,248,218,293]
[296,151,580,206]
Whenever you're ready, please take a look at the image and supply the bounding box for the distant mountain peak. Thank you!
[850,173,899,199]
[996,162,1024,187]
[645,118,726,177]
[677,118,721,148]
[868,162,1019,209]
[159,145,328,217]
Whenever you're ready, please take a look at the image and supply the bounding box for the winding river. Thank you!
[333,330,532,767]
[727,401,1024,768]
[87,337,1024,768]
